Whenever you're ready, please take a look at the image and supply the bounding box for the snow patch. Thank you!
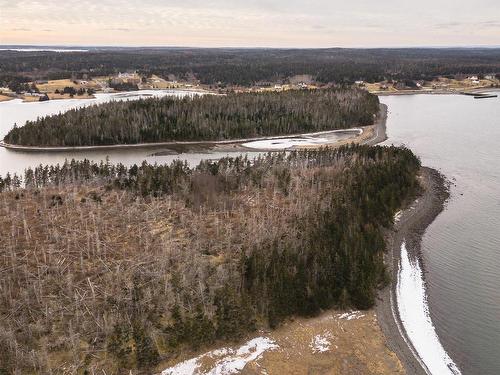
[210,348,232,357]
[208,337,278,375]
[162,357,200,375]
[394,210,403,223]
[161,337,278,375]
[242,137,329,150]
[396,242,462,375]
[337,311,365,320]
[310,333,333,353]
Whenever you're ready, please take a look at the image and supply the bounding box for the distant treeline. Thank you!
[0,145,421,374]
[4,88,379,146]
[1,47,499,87]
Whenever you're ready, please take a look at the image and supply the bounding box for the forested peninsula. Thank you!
[0,145,421,374]
[3,88,379,147]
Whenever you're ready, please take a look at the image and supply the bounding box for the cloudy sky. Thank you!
[1,0,499,47]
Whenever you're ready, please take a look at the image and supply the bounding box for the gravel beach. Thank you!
[375,167,450,375]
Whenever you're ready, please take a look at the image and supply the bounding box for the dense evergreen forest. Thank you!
[0,145,421,374]
[1,47,499,87]
[4,88,379,146]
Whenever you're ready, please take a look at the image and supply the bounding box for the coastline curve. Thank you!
[375,167,455,375]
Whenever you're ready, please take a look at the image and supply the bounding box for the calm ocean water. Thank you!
[381,94,500,375]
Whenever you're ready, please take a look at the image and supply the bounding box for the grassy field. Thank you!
[36,79,100,92]
[159,310,404,375]
[47,92,94,100]
[0,94,15,102]
[20,95,41,102]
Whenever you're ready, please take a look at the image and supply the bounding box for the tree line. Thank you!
[4,88,379,146]
[0,145,421,374]
[1,48,499,87]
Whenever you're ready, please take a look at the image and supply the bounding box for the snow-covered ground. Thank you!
[241,128,362,150]
[394,210,403,223]
[396,242,461,375]
[242,136,330,150]
[161,337,278,375]
[310,333,334,353]
[337,311,366,321]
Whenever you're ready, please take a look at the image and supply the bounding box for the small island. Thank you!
[3,88,379,147]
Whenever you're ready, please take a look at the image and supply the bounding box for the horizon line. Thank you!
[1,43,500,50]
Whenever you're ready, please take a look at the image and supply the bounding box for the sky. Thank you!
[1,0,499,48]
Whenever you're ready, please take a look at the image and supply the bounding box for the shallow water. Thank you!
[0,90,260,176]
[381,94,500,375]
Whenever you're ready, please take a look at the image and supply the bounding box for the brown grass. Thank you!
[21,95,41,102]
[157,310,404,375]
[253,310,404,375]
[0,94,15,102]
[36,79,100,92]
[47,93,95,100]
[36,79,78,91]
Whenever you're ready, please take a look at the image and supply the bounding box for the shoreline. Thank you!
[0,128,363,153]
[363,102,387,145]
[375,86,499,96]
[0,87,215,104]
[375,167,450,375]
